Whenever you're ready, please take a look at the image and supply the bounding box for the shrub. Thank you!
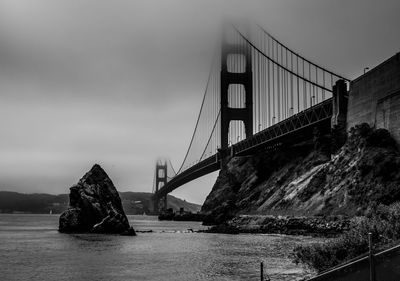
[292,203,400,272]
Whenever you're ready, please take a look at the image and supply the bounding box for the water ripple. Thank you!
[0,214,319,281]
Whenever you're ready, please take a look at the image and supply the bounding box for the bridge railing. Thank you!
[234,98,333,155]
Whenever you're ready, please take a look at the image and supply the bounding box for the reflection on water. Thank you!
[0,214,319,281]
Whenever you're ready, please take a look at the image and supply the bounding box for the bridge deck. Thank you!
[155,98,333,198]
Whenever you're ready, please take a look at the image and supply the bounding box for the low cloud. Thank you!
[0,0,400,204]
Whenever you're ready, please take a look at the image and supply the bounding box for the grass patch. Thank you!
[292,202,400,272]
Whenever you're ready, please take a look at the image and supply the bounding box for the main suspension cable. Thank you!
[176,50,218,174]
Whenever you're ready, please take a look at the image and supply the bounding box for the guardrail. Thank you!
[308,237,400,281]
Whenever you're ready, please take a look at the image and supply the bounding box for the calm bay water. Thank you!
[0,214,320,281]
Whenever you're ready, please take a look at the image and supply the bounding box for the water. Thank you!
[0,214,320,281]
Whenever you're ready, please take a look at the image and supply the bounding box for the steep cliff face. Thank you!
[202,124,400,224]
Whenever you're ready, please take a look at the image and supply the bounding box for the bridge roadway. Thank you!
[154,98,333,198]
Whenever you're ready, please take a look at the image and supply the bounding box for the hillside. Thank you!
[0,191,201,215]
[201,124,400,225]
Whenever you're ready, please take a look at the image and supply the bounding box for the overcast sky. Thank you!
[0,0,399,204]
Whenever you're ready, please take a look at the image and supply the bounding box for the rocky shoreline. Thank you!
[203,215,351,236]
[158,212,204,221]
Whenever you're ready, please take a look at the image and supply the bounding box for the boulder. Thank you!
[59,164,135,235]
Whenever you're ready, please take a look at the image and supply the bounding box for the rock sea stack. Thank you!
[59,164,136,235]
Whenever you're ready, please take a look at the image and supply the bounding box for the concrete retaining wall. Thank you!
[347,53,400,143]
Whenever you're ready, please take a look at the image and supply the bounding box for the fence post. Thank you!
[369,232,375,281]
[260,261,263,281]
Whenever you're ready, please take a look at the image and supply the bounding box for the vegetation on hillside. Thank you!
[293,203,400,272]
[0,191,68,213]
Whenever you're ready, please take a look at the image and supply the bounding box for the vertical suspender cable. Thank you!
[296,55,299,113]
[277,43,280,122]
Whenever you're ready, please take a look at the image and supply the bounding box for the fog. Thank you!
[0,0,399,204]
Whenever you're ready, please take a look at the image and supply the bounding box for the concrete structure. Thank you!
[347,53,400,142]
[332,80,348,129]
[331,79,349,149]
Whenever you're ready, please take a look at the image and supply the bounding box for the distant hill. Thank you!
[0,191,69,214]
[0,191,201,215]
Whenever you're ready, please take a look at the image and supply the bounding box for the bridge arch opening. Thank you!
[158,169,165,178]
[228,84,246,108]
[228,120,246,145]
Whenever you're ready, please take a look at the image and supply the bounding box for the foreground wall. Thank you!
[347,53,400,142]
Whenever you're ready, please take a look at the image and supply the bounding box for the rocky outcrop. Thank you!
[202,141,329,225]
[201,124,400,231]
[59,164,136,235]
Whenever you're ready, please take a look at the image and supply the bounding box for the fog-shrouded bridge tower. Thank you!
[152,160,168,213]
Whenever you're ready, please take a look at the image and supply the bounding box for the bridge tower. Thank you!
[153,160,168,214]
[220,26,253,154]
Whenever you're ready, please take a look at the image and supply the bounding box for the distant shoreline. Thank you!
[0,191,202,215]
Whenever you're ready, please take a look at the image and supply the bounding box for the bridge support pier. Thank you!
[217,148,233,170]
[153,195,167,214]
[331,79,348,151]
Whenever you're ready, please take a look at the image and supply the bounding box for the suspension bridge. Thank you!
[152,23,349,214]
